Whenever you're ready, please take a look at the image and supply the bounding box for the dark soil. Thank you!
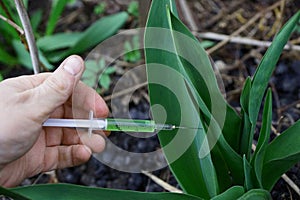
[1,0,300,199]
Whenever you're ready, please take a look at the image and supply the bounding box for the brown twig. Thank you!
[177,0,198,31]
[142,170,183,193]
[207,0,288,54]
[0,14,24,35]
[282,174,300,196]
[196,32,300,51]
[14,0,40,74]
[278,100,300,113]
[103,81,148,101]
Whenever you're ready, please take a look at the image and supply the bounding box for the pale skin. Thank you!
[0,55,109,187]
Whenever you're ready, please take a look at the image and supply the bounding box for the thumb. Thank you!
[35,55,84,117]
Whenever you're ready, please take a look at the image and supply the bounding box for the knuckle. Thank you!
[46,76,70,96]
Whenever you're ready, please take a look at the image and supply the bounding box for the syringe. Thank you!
[43,118,177,132]
[42,111,200,133]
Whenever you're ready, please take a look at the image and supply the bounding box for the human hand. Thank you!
[0,55,108,187]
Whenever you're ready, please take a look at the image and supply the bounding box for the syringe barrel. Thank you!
[106,118,156,132]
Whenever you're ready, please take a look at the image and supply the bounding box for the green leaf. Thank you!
[145,1,218,198]
[1,0,21,27]
[243,155,254,191]
[127,1,139,18]
[240,77,251,113]
[12,40,54,71]
[0,186,30,200]
[0,1,19,39]
[145,0,246,197]
[11,184,204,200]
[0,44,18,66]
[64,12,128,56]
[200,40,215,49]
[239,77,252,158]
[251,89,272,187]
[211,186,245,200]
[99,74,110,89]
[262,119,300,190]
[169,12,242,153]
[237,189,271,200]
[105,66,116,74]
[248,11,300,125]
[210,145,232,192]
[12,40,32,70]
[39,50,54,70]
[94,2,106,15]
[169,0,244,186]
[81,60,100,88]
[37,32,83,52]
[30,9,43,34]
[46,0,69,35]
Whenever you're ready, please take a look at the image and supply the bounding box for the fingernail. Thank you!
[63,56,82,75]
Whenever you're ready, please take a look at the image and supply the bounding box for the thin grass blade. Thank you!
[45,0,69,35]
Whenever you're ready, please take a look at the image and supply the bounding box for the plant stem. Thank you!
[14,0,40,74]
[0,14,24,35]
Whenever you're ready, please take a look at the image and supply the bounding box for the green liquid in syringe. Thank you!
[106,118,157,132]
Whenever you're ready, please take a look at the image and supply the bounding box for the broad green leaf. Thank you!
[45,0,69,35]
[145,0,245,197]
[145,0,218,198]
[210,145,232,192]
[49,12,128,62]
[262,119,300,190]
[168,11,241,152]
[237,189,271,200]
[37,32,83,52]
[251,89,272,187]
[0,186,29,200]
[11,184,203,200]
[249,11,300,125]
[168,2,244,187]
[211,186,245,200]
[63,12,128,56]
